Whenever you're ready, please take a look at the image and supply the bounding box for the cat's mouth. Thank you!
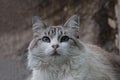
[51,50,60,56]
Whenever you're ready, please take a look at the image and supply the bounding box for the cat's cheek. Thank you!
[44,48,53,56]
[60,43,69,47]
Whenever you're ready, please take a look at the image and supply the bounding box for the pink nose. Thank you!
[52,44,59,49]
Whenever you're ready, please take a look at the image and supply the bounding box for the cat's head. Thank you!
[28,15,84,68]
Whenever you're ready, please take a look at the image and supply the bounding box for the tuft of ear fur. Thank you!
[64,15,80,38]
[32,16,47,36]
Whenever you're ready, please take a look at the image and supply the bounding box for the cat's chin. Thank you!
[50,51,61,56]
[42,53,69,65]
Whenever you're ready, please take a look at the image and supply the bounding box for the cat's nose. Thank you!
[52,44,59,49]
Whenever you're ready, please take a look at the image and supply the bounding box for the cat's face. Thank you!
[28,15,82,67]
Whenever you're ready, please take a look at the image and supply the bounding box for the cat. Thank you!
[27,15,116,80]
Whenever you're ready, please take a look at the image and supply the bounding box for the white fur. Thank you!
[28,39,116,80]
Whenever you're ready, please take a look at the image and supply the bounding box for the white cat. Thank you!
[28,15,116,80]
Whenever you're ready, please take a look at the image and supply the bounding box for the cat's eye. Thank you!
[42,36,50,43]
[60,36,70,42]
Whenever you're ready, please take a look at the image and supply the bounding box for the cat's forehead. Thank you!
[43,26,66,37]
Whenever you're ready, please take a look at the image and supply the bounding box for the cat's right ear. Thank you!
[32,16,47,36]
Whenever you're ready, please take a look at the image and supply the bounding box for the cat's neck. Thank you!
[31,53,89,80]
[34,52,88,73]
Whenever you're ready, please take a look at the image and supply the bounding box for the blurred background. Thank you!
[0,0,119,80]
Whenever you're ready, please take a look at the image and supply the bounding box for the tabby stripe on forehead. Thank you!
[50,28,54,36]
[51,28,54,34]
[58,27,63,35]
[45,27,64,37]
[53,29,55,36]
[48,30,50,35]
[54,28,56,35]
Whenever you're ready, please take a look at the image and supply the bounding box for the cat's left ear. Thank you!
[63,15,80,38]
[32,16,47,36]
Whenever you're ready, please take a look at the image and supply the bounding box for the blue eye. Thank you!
[42,36,50,43]
[60,36,69,42]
